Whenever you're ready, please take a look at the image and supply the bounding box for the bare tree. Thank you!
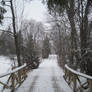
[10,0,21,66]
[45,0,92,72]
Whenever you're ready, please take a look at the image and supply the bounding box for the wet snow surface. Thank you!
[17,55,72,92]
[0,56,12,92]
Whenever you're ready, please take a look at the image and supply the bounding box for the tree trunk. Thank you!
[66,0,78,68]
[80,0,91,72]
[10,0,21,66]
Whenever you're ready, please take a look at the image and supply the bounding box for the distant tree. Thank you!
[21,19,46,57]
[24,33,39,69]
[17,30,24,64]
[26,34,35,58]
[45,0,92,71]
[0,31,15,55]
[45,0,78,68]
[42,36,51,58]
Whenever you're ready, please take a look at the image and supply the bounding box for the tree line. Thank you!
[1,0,92,75]
[0,0,52,69]
[44,0,92,75]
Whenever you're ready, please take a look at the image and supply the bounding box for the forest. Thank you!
[0,0,92,74]
[0,0,92,92]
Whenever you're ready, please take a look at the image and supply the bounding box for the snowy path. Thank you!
[17,55,72,92]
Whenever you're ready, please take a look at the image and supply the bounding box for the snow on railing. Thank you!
[64,64,92,92]
[0,63,26,78]
[0,63,27,92]
[65,64,92,80]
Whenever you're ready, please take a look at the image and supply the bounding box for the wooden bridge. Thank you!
[0,56,92,92]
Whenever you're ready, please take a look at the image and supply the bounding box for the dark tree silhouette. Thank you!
[42,36,51,58]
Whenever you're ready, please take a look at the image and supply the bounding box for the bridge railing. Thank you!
[0,63,27,92]
[64,64,92,92]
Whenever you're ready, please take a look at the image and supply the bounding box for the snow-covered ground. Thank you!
[0,56,12,91]
[17,55,72,92]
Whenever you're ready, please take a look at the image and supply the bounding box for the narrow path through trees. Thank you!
[17,55,72,92]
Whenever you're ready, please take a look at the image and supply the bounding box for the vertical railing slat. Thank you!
[89,80,92,92]
[11,73,15,92]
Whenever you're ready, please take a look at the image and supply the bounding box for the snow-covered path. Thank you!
[17,55,72,92]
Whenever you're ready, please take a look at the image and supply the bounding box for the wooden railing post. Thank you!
[69,72,73,85]
[18,70,21,85]
[73,74,77,92]
[89,80,92,92]
[11,73,15,92]
[63,68,67,80]
[23,67,27,80]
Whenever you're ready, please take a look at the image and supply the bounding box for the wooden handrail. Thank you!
[65,64,92,80]
[64,64,92,92]
[0,63,26,78]
[0,63,27,92]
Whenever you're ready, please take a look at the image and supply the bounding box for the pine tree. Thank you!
[25,34,39,69]
[42,36,51,58]
[0,31,15,55]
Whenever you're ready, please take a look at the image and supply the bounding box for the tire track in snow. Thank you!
[29,58,54,92]
[52,77,62,92]
[28,75,39,92]
[17,55,72,92]
[52,66,65,92]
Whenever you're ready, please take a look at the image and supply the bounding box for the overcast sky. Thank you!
[0,0,49,29]
[23,0,47,23]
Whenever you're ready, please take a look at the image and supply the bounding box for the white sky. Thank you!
[23,0,47,23]
[0,0,49,30]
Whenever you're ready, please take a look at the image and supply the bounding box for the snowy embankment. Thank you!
[17,55,72,92]
[0,56,12,91]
